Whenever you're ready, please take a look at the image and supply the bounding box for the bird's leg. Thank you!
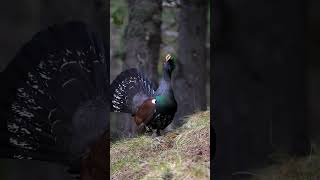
[136,123,147,135]
[157,129,162,136]
[145,125,151,132]
[144,125,154,136]
[152,129,166,145]
[151,129,159,138]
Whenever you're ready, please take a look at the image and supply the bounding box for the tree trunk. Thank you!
[124,0,162,84]
[213,0,310,178]
[172,0,208,127]
[306,0,320,144]
[119,0,162,136]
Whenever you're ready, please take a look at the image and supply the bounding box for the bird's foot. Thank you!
[151,129,164,138]
[144,125,154,136]
[136,123,147,135]
[145,125,151,132]
[151,129,159,138]
[157,129,164,136]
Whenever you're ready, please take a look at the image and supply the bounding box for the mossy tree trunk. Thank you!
[172,0,208,127]
[120,0,162,136]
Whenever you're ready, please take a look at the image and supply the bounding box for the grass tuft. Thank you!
[249,144,320,180]
[111,111,210,179]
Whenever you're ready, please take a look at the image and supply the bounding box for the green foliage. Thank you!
[110,0,128,62]
[110,0,127,27]
[111,7,125,26]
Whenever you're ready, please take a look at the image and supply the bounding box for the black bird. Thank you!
[0,22,109,179]
[110,54,177,135]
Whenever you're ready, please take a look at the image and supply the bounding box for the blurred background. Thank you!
[0,0,210,179]
[110,0,210,140]
[214,0,320,179]
[0,0,106,179]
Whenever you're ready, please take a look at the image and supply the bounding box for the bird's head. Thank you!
[163,54,176,74]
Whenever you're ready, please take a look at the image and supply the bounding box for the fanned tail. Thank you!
[110,68,156,114]
[0,21,108,172]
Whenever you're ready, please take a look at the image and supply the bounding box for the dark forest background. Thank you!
[214,0,320,179]
[3,0,320,179]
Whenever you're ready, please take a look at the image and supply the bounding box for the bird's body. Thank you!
[110,55,177,134]
[0,22,109,179]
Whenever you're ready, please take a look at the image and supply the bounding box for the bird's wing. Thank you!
[133,98,156,125]
[110,68,156,114]
[0,21,108,175]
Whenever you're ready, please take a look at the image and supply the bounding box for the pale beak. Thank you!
[165,54,171,62]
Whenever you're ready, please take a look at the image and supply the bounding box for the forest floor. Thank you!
[249,145,320,180]
[110,111,210,180]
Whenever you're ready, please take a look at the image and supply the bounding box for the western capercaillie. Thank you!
[110,54,177,135]
[0,22,109,180]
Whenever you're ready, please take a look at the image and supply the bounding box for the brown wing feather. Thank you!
[133,98,156,125]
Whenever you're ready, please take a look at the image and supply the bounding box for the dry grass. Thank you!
[249,144,320,180]
[110,111,210,180]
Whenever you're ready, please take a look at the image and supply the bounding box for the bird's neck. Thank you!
[162,69,171,82]
[156,69,174,99]
[157,70,172,93]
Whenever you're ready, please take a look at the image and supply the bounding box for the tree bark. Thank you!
[172,0,208,127]
[306,0,320,143]
[124,0,162,84]
[119,0,162,136]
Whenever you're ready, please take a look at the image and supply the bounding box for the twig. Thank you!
[232,171,264,177]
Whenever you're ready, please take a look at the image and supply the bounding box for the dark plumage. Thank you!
[0,22,109,179]
[110,54,177,135]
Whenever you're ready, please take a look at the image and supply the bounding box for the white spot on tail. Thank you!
[66,49,72,55]
[13,155,32,160]
[60,61,77,70]
[113,104,121,110]
[9,138,33,150]
[62,78,77,88]
[39,73,51,80]
[8,123,19,133]
[48,108,56,121]
[32,85,38,89]
[21,128,31,135]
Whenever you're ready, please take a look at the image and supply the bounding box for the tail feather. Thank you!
[0,21,108,170]
[110,68,156,114]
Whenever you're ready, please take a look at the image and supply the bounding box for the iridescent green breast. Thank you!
[155,95,177,112]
